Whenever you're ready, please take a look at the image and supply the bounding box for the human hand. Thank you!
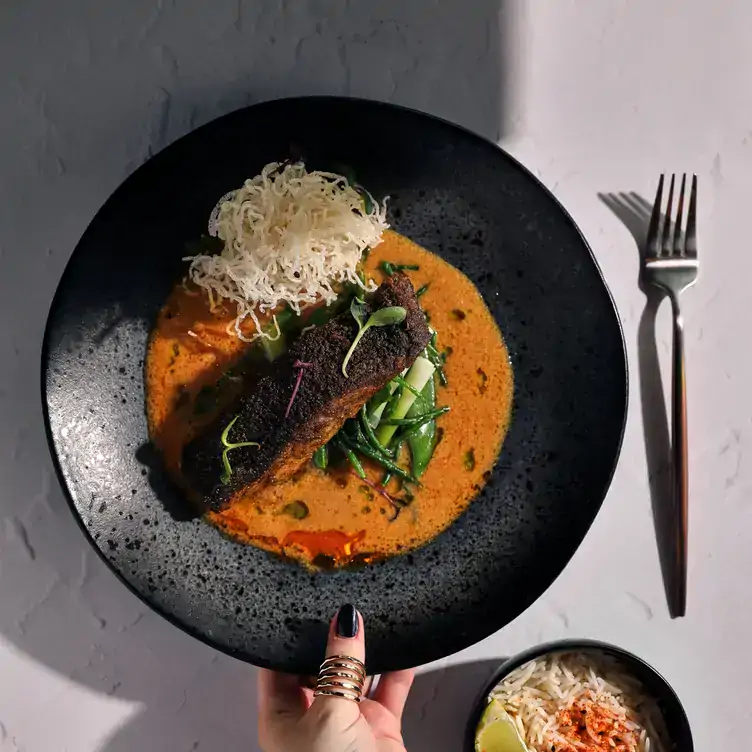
[258,604,414,752]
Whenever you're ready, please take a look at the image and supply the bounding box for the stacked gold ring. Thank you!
[313,655,366,703]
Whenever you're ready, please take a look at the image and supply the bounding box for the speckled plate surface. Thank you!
[42,97,627,674]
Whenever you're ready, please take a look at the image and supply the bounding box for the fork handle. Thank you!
[670,295,689,617]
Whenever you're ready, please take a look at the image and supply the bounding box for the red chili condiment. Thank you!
[553,692,640,752]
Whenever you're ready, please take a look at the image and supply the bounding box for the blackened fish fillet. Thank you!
[182,273,430,512]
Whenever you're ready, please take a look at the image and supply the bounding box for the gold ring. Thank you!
[314,654,366,703]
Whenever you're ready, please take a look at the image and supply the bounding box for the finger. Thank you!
[371,669,415,719]
[311,604,366,709]
[324,603,366,665]
[257,668,308,725]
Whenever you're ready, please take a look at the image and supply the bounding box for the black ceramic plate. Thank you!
[42,97,627,674]
[465,640,694,751]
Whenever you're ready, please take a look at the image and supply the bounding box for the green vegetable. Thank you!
[339,434,417,484]
[341,300,407,377]
[360,190,373,214]
[359,404,392,457]
[416,284,429,297]
[369,380,402,427]
[425,339,448,386]
[375,356,435,445]
[312,445,329,470]
[260,308,295,362]
[380,438,405,486]
[366,382,396,425]
[336,164,358,187]
[334,437,367,480]
[407,375,438,478]
[219,416,260,484]
[379,261,420,276]
[391,374,423,398]
[380,407,449,426]
[282,500,309,520]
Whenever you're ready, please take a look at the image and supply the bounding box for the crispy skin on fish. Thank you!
[182,274,430,512]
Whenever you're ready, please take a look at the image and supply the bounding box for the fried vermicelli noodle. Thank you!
[185,161,388,341]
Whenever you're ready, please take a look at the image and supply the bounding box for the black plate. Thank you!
[465,640,693,751]
[42,97,627,674]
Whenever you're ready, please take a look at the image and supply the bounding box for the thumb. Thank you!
[311,604,366,711]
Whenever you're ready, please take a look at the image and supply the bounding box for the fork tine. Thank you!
[661,174,676,255]
[646,174,664,257]
[685,174,698,257]
[673,174,687,256]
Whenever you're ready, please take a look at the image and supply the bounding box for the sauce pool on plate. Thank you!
[145,230,513,568]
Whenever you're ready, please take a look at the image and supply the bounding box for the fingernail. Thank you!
[336,604,358,638]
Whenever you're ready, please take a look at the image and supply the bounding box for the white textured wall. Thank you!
[1,2,751,750]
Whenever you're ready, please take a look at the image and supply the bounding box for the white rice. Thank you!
[488,652,668,752]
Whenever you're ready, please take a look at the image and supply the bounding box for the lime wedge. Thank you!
[475,699,529,752]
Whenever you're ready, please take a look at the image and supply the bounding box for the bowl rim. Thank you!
[463,638,693,752]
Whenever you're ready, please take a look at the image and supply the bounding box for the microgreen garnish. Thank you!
[312,444,329,470]
[380,261,420,276]
[341,300,407,377]
[285,360,313,418]
[219,415,260,484]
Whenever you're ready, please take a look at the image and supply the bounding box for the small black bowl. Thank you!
[465,639,693,751]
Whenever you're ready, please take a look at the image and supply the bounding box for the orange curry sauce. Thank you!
[145,231,514,568]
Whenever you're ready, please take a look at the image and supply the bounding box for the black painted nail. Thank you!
[336,604,358,638]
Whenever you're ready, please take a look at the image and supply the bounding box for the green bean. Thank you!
[339,435,417,484]
[381,439,405,486]
[406,375,438,478]
[424,344,448,386]
[334,438,366,480]
[312,445,329,470]
[350,420,370,447]
[359,188,373,214]
[380,407,450,426]
[379,382,404,425]
[380,261,419,276]
[359,405,392,457]
[391,374,423,398]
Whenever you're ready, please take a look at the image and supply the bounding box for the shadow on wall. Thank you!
[0,1,516,750]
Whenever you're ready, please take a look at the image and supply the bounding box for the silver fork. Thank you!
[643,174,698,618]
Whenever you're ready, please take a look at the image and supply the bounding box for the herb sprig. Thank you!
[341,299,407,377]
[219,415,260,484]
